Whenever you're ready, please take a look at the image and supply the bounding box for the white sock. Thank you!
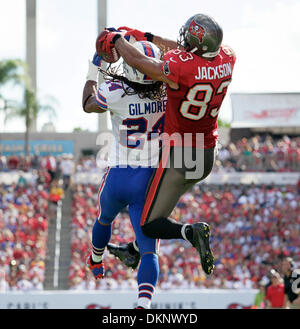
[92,245,104,263]
[138,283,154,309]
[137,298,151,309]
[92,253,102,263]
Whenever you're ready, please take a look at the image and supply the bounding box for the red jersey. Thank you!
[162,45,236,148]
[266,283,285,308]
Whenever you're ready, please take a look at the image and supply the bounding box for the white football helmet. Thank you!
[123,41,161,84]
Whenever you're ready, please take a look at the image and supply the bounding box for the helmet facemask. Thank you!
[177,25,187,49]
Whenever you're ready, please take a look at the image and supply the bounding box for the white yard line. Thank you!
[53,201,62,288]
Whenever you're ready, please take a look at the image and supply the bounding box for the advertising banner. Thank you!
[0,290,257,309]
[73,172,300,186]
[231,93,300,128]
[0,140,74,156]
[202,172,299,185]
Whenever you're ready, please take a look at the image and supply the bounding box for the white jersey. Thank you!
[96,79,166,167]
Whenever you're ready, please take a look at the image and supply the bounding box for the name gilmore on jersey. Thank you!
[129,99,167,116]
[195,63,232,80]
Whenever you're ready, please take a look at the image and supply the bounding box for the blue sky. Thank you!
[1,0,300,132]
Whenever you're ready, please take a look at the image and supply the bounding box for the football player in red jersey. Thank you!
[103,14,236,275]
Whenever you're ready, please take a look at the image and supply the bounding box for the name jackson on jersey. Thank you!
[195,63,232,80]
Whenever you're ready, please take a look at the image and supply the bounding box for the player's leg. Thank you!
[107,167,159,309]
[108,147,216,274]
[126,168,159,309]
[129,202,159,309]
[87,168,127,279]
[139,146,216,274]
[106,167,155,270]
[107,150,183,267]
[141,146,214,235]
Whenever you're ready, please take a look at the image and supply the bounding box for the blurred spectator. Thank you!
[265,269,285,309]
[7,155,19,170]
[253,281,266,309]
[48,180,65,219]
[0,268,9,291]
[60,154,74,190]
[75,156,100,173]
[49,180,65,204]
[16,271,34,291]
[37,169,52,189]
[47,156,57,181]
[44,155,57,182]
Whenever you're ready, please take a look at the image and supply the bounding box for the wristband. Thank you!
[86,60,99,82]
[83,94,93,110]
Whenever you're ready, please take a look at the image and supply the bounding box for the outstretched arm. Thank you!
[82,54,106,113]
[152,35,178,54]
[82,81,105,113]
[117,26,179,53]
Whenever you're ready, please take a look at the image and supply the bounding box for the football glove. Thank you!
[110,26,137,42]
[118,26,154,42]
[103,31,122,53]
[106,27,119,32]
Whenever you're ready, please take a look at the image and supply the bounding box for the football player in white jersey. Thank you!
[82,40,165,309]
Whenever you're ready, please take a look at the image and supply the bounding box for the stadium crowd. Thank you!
[0,155,68,291]
[0,135,299,174]
[0,181,49,291]
[214,135,300,173]
[69,182,300,291]
[0,133,299,293]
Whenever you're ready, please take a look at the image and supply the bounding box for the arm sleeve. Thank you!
[96,80,124,114]
[95,83,109,110]
[162,50,181,84]
[220,45,236,66]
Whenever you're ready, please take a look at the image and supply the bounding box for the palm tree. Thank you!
[0,59,24,87]
[4,85,57,155]
[0,59,24,114]
[0,59,57,155]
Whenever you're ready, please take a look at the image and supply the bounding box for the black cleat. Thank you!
[188,222,215,275]
[107,242,140,270]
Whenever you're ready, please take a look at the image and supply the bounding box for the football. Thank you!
[96,30,137,64]
[95,30,120,63]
